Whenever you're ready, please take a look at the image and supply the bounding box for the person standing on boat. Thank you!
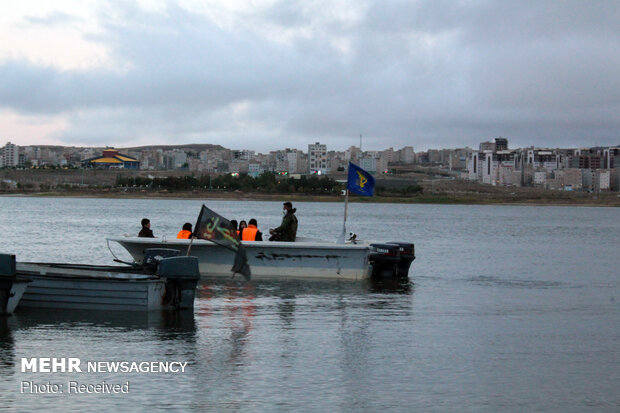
[269,202,297,242]
[138,218,155,238]
[177,223,192,239]
[242,218,263,241]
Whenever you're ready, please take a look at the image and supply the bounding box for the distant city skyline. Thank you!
[1,1,619,151]
[5,139,620,155]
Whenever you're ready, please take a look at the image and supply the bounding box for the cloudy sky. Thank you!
[1,0,619,152]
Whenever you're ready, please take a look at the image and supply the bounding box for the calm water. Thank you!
[0,197,618,412]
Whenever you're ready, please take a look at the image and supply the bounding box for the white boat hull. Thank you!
[109,237,374,280]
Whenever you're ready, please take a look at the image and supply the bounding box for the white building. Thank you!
[467,146,565,187]
[359,157,376,173]
[382,147,395,163]
[229,160,249,174]
[598,170,610,191]
[562,168,583,191]
[581,169,610,191]
[359,153,388,174]
[603,147,620,169]
[286,151,301,173]
[497,165,515,185]
[468,150,518,184]
[526,149,561,172]
[467,151,483,180]
[399,146,415,164]
[345,146,361,163]
[232,149,255,161]
[1,142,19,167]
[483,151,513,184]
[533,171,547,186]
[308,142,328,174]
[248,163,263,177]
[172,150,188,169]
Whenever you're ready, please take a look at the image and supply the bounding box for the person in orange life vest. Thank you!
[238,220,248,239]
[241,218,263,241]
[177,222,192,239]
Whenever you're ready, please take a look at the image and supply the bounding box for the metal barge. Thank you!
[9,249,200,312]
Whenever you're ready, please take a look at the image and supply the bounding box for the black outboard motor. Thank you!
[157,256,200,310]
[368,243,401,278]
[387,242,415,278]
[143,248,181,267]
[143,249,199,310]
[0,254,16,315]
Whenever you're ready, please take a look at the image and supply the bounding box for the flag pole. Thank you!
[338,189,349,244]
[186,236,195,256]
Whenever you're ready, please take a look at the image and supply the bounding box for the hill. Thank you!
[120,144,227,152]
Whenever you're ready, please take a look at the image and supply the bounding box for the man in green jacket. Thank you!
[269,202,298,242]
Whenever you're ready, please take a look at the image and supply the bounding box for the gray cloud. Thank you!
[1,1,619,150]
[22,11,84,27]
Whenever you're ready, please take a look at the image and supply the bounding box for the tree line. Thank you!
[115,172,340,194]
[115,172,423,196]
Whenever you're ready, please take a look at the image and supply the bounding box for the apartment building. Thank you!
[1,142,19,167]
[308,142,328,174]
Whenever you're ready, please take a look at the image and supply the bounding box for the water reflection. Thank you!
[365,278,413,294]
[225,283,255,365]
[10,308,197,342]
[200,277,414,297]
[0,316,16,412]
[0,316,15,373]
[277,299,296,326]
[196,278,415,324]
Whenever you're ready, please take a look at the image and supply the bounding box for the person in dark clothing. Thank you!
[230,220,240,238]
[269,202,298,241]
[138,218,154,238]
[238,220,248,239]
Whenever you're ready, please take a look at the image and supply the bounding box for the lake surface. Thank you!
[1,197,618,412]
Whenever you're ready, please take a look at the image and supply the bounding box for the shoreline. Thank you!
[2,190,619,207]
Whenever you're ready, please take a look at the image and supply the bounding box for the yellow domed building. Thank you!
[83,148,139,169]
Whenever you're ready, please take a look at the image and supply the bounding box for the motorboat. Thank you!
[12,250,200,312]
[111,203,415,281]
[108,236,415,281]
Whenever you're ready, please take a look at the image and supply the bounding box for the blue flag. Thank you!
[347,162,375,197]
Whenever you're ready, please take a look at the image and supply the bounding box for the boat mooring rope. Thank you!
[106,239,124,263]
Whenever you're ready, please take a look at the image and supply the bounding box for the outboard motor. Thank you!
[143,248,181,267]
[157,256,200,310]
[368,243,401,278]
[387,242,415,278]
[143,249,199,310]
